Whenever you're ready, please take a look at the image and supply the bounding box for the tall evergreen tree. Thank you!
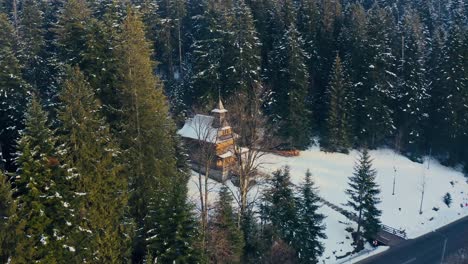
[81,14,122,123]
[261,166,297,245]
[13,97,74,263]
[189,1,224,106]
[313,0,343,128]
[115,9,197,262]
[357,6,397,148]
[322,54,353,153]
[221,0,261,98]
[207,185,244,263]
[295,170,326,264]
[268,22,311,148]
[439,6,468,167]
[18,0,46,87]
[0,13,28,171]
[55,0,91,65]
[426,27,448,155]
[345,149,381,247]
[396,11,430,155]
[0,170,16,263]
[57,67,129,262]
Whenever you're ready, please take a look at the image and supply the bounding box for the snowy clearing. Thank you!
[187,146,468,263]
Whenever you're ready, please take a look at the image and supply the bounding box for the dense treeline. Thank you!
[0,1,199,263]
[141,0,466,171]
[0,0,466,263]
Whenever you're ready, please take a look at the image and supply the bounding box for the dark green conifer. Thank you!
[261,166,298,244]
[345,149,381,247]
[0,170,16,263]
[13,96,73,263]
[57,67,129,262]
[323,54,353,153]
[0,13,28,171]
[207,185,244,263]
[115,9,198,262]
[295,170,326,263]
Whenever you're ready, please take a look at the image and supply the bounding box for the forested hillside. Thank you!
[0,0,466,263]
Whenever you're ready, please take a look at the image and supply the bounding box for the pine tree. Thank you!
[439,6,468,167]
[145,139,201,263]
[357,6,397,148]
[81,14,122,123]
[145,0,187,80]
[25,0,63,112]
[55,0,91,65]
[426,28,448,155]
[189,2,224,105]
[18,0,46,86]
[207,185,244,263]
[268,22,311,148]
[114,9,197,262]
[313,0,343,128]
[13,96,74,263]
[297,0,320,74]
[323,54,354,153]
[221,0,261,98]
[0,13,28,171]
[0,170,16,263]
[295,170,326,264]
[345,149,381,247]
[262,166,298,244]
[57,67,129,262]
[396,11,430,155]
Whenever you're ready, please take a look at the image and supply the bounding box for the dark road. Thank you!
[357,216,468,264]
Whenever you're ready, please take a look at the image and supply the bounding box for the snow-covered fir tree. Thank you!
[345,149,382,248]
[295,170,326,263]
[57,67,129,262]
[323,54,354,153]
[261,166,298,245]
[13,96,75,263]
[0,170,16,263]
[0,13,29,171]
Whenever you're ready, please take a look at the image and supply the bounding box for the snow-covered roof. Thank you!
[218,151,234,159]
[177,114,218,143]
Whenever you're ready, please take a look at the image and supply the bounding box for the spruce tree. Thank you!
[397,11,430,155]
[145,139,200,263]
[81,15,122,123]
[323,54,353,153]
[439,8,468,167]
[426,28,448,155]
[268,22,311,148]
[18,0,46,86]
[207,185,244,263]
[189,2,224,105]
[115,9,197,262]
[55,0,91,65]
[0,170,16,263]
[262,166,298,245]
[221,0,261,98]
[57,67,129,262]
[295,170,326,263]
[13,96,74,263]
[357,6,397,148]
[313,0,343,128]
[345,149,382,247]
[0,13,28,171]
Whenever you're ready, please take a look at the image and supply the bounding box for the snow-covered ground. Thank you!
[187,146,468,263]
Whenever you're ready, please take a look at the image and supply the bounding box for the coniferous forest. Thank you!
[0,0,466,263]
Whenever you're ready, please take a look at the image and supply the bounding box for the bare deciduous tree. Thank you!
[228,84,278,224]
[189,108,218,254]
